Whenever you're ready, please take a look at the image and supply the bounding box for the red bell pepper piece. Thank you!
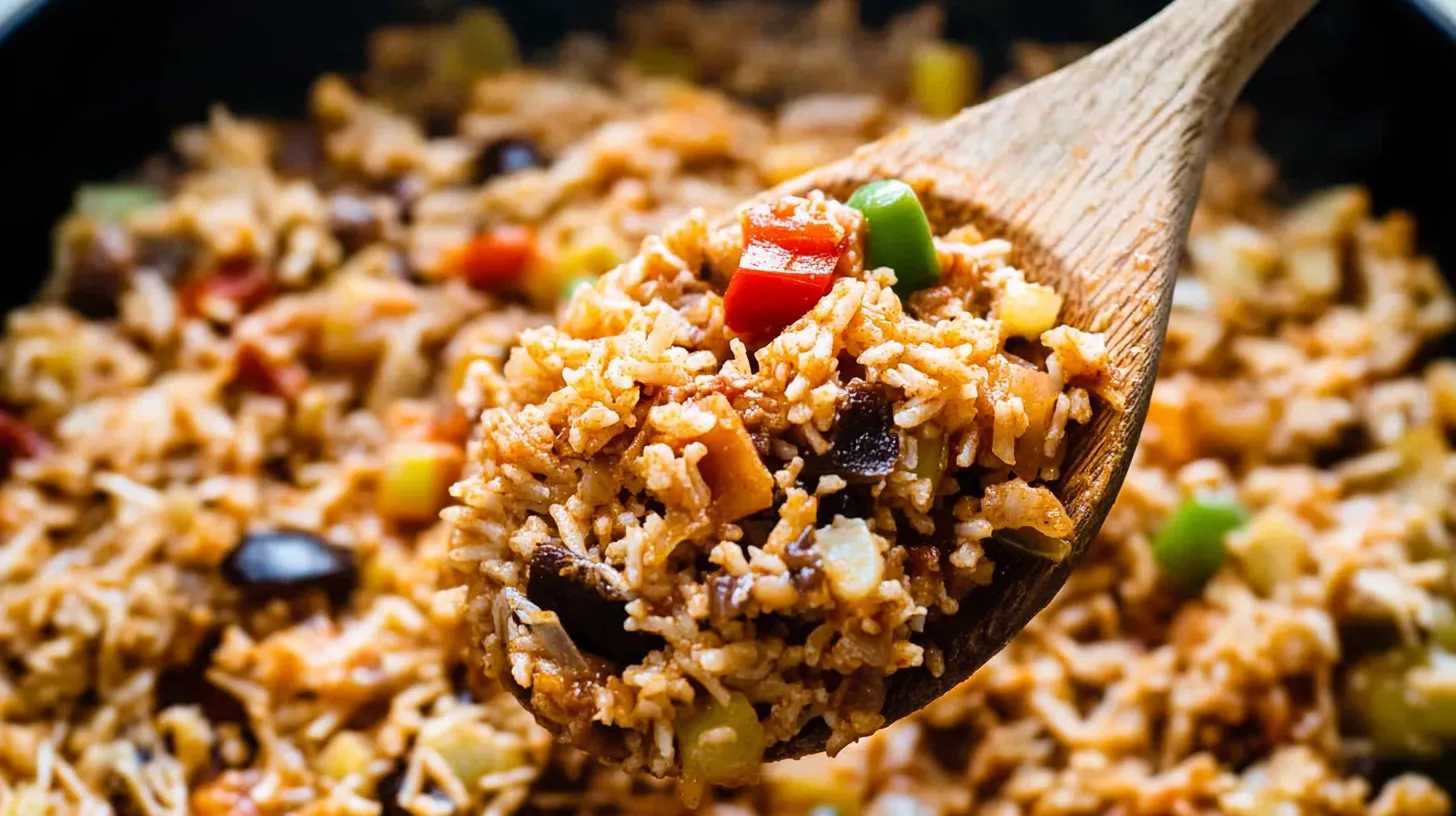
[447,224,535,290]
[0,409,51,475]
[180,259,274,317]
[723,201,847,339]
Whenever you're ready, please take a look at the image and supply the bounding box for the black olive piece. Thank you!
[474,137,543,184]
[327,191,386,253]
[828,381,900,483]
[64,225,133,320]
[220,530,358,605]
[526,544,662,666]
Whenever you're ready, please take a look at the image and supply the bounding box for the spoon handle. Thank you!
[1106,0,1323,131]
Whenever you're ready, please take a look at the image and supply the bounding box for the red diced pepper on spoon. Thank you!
[723,201,847,340]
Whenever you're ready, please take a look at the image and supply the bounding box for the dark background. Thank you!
[0,0,1454,792]
[0,0,1452,315]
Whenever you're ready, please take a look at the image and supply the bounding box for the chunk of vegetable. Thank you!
[913,432,946,484]
[1345,646,1456,757]
[830,383,899,482]
[76,184,161,221]
[1230,507,1306,596]
[723,202,848,340]
[692,394,775,522]
[445,225,536,291]
[763,752,865,816]
[318,730,376,782]
[1152,498,1247,591]
[846,180,941,296]
[452,7,520,77]
[629,44,699,80]
[910,41,980,118]
[996,278,1063,339]
[676,692,766,786]
[420,720,529,789]
[377,440,462,523]
[815,517,884,603]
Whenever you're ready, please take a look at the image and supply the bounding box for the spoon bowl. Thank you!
[754,0,1320,759]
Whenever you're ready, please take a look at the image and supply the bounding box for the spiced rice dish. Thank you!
[0,2,1454,815]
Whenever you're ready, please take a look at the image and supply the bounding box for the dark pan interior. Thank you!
[0,0,1454,321]
[0,0,1454,791]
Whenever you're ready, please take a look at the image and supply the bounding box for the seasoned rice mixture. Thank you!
[448,184,1112,779]
[0,2,1453,814]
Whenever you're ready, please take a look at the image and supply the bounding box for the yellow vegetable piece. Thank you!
[693,394,775,522]
[997,279,1063,339]
[910,41,980,119]
[1345,646,1456,757]
[914,432,946,484]
[421,720,529,788]
[629,44,699,81]
[318,730,376,782]
[1230,507,1306,596]
[763,753,866,816]
[454,7,521,77]
[377,440,462,523]
[677,692,766,786]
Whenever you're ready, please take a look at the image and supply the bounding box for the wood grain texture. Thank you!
[760,0,1320,760]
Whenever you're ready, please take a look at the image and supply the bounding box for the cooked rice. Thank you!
[447,186,1108,777]
[0,1,1451,815]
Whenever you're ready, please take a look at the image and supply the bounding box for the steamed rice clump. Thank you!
[0,1,1452,814]
[448,187,1112,777]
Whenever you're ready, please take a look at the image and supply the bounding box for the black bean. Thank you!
[526,544,661,666]
[220,530,357,605]
[64,225,133,319]
[475,137,543,184]
[829,381,900,482]
[328,191,386,253]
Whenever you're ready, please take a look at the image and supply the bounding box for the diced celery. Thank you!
[676,692,766,786]
[76,185,161,221]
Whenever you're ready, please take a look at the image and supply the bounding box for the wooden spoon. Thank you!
[761,0,1320,759]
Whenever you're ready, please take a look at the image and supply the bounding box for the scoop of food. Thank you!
[445,180,1115,783]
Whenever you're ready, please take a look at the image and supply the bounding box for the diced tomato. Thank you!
[446,224,536,290]
[723,201,847,340]
[180,259,274,317]
[234,343,308,400]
